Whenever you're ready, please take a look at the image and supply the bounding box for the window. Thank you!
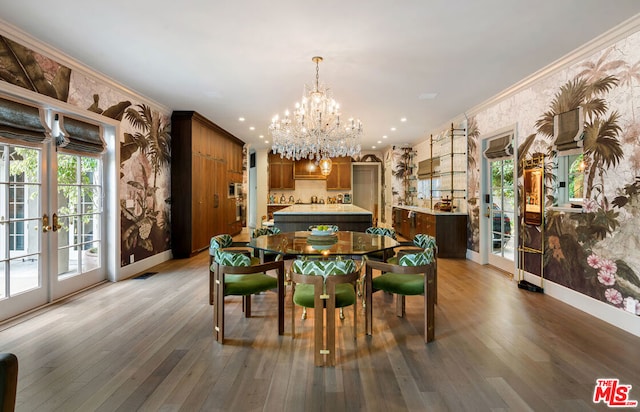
[417,176,440,201]
[556,153,584,206]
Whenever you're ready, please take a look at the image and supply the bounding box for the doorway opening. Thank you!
[352,163,381,226]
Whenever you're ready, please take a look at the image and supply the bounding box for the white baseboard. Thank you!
[464,247,640,337]
[466,248,481,263]
[116,250,173,281]
[522,272,640,338]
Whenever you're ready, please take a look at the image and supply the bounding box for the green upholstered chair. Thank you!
[387,233,436,264]
[0,353,18,412]
[252,227,281,237]
[364,226,397,261]
[209,234,258,305]
[387,233,438,303]
[290,258,360,366]
[364,248,437,343]
[252,226,283,262]
[213,250,285,343]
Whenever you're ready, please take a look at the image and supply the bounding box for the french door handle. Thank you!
[52,213,62,232]
[42,214,52,233]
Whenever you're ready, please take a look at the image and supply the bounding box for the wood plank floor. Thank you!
[0,253,638,411]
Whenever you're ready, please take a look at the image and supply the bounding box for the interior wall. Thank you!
[254,148,269,227]
[416,18,640,329]
[0,25,172,277]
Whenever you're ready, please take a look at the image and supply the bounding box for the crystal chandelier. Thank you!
[269,56,362,174]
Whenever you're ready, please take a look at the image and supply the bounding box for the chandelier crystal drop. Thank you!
[269,56,362,166]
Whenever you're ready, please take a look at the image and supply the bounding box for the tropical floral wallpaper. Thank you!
[0,34,171,267]
[465,30,640,316]
[387,145,416,207]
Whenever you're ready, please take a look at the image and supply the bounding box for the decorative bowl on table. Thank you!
[310,225,336,236]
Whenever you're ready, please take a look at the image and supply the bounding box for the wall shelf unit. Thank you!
[401,147,417,206]
[422,123,467,211]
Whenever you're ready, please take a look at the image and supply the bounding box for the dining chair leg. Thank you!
[209,258,216,306]
[326,302,336,367]
[365,265,373,336]
[291,285,296,339]
[291,305,296,339]
[314,305,324,367]
[353,299,357,340]
[434,259,438,305]
[277,265,285,336]
[395,294,405,317]
[425,269,436,343]
[209,269,215,306]
[244,295,252,318]
[215,275,225,343]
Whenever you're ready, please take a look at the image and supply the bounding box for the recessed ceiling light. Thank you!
[382,135,388,139]
[390,127,396,131]
[418,92,438,100]
[377,140,382,144]
[249,126,255,131]
[372,145,376,149]
[238,117,245,122]
[264,140,269,144]
[400,117,407,122]
[259,135,264,139]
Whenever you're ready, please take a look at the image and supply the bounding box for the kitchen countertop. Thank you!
[273,204,372,215]
[393,204,467,216]
[268,203,350,206]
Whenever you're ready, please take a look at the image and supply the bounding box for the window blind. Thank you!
[554,107,583,155]
[417,157,440,178]
[57,115,105,155]
[0,97,49,144]
[483,134,513,160]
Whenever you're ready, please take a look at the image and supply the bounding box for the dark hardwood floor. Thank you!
[0,252,638,411]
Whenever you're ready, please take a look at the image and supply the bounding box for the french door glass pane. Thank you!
[10,256,39,295]
[0,145,41,297]
[82,242,100,273]
[57,154,102,279]
[0,261,5,298]
[491,159,514,259]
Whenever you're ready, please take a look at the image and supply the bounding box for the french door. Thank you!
[487,158,515,273]
[0,140,104,320]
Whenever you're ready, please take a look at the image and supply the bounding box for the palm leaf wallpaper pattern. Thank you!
[0,34,171,266]
[0,35,71,101]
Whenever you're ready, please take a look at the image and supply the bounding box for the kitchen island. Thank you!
[392,205,467,258]
[273,204,373,232]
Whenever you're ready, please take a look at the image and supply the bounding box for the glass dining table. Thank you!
[248,230,400,260]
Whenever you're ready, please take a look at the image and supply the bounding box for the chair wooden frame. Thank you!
[364,258,436,343]
[0,353,18,412]
[214,258,285,344]
[209,247,254,305]
[290,267,360,367]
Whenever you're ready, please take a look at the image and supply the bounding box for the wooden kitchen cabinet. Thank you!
[171,111,245,258]
[326,156,351,190]
[393,207,467,258]
[293,158,325,179]
[268,152,295,190]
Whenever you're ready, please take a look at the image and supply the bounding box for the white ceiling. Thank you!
[2,1,640,151]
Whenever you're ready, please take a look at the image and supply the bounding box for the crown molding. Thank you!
[463,13,640,119]
[0,18,170,114]
[0,80,120,127]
